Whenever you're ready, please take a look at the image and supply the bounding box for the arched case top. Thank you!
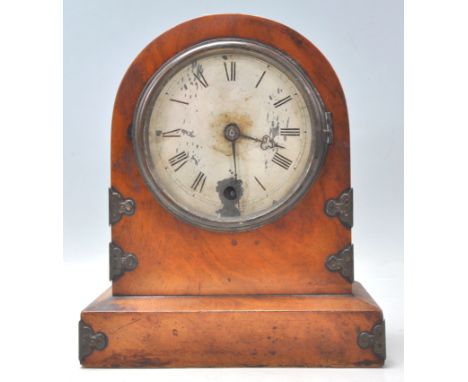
[110,14,351,296]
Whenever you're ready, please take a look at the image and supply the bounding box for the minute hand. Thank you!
[238,133,285,149]
[231,141,238,180]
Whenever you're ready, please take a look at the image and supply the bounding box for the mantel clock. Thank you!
[79,14,385,367]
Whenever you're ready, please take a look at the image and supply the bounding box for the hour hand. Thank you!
[239,133,285,150]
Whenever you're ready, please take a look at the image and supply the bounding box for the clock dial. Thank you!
[133,39,329,231]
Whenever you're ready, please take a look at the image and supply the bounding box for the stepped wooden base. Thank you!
[79,282,385,367]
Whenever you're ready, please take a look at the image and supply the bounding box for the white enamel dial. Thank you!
[134,40,328,231]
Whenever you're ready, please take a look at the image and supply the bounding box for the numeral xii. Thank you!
[224,61,236,81]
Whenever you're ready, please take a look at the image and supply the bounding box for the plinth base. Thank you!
[79,282,385,367]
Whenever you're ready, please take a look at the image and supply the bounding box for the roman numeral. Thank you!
[272,152,292,170]
[168,151,189,171]
[162,128,181,138]
[273,95,292,108]
[255,71,266,88]
[280,128,300,136]
[254,176,266,191]
[193,70,209,88]
[169,98,189,105]
[224,61,236,81]
[191,171,206,192]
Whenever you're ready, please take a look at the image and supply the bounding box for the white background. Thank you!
[2,0,467,381]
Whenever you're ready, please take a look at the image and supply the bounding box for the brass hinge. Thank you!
[109,242,138,281]
[325,188,353,229]
[358,320,386,360]
[109,187,135,225]
[79,320,108,363]
[325,244,354,283]
[324,111,333,144]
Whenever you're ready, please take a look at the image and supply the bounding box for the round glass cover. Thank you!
[133,39,329,231]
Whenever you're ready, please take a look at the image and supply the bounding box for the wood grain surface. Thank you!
[81,283,384,368]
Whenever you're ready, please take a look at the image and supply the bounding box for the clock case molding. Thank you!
[79,14,385,368]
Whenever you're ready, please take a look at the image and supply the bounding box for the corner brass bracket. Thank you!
[358,320,386,360]
[79,320,108,363]
[325,188,353,229]
[325,244,354,282]
[109,242,138,281]
[109,187,135,225]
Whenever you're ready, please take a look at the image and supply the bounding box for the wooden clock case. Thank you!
[79,14,385,367]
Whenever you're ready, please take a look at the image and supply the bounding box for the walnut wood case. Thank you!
[79,14,385,368]
[110,13,351,296]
